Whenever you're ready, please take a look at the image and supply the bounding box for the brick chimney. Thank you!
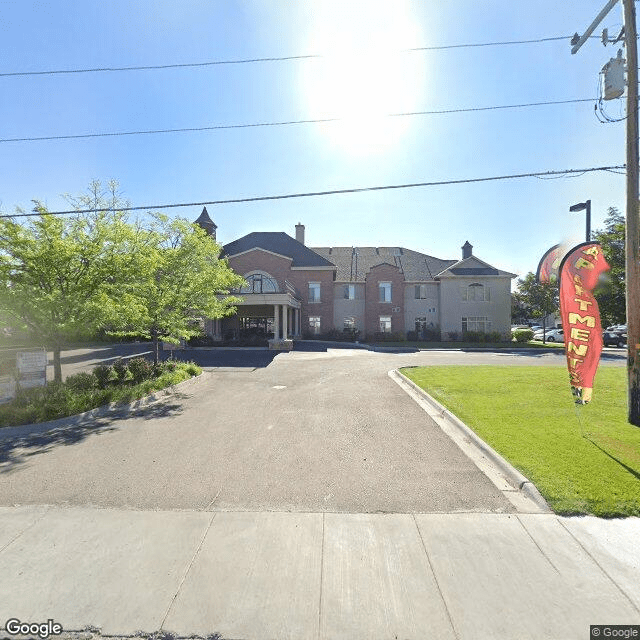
[462,241,473,259]
[295,222,305,245]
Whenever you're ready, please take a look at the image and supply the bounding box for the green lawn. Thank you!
[372,341,564,349]
[400,365,640,517]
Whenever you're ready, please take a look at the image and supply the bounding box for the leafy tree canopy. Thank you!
[0,181,245,378]
[592,207,625,327]
[512,272,559,322]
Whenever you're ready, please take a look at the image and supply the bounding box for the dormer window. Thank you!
[462,283,490,301]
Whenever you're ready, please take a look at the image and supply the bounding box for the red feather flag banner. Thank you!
[559,242,610,405]
[536,244,562,283]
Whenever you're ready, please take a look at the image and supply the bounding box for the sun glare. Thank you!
[301,1,426,156]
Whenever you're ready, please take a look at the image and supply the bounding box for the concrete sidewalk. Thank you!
[1,506,638,639]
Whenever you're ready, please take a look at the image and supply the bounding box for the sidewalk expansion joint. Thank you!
[160,511,218,630]
[0,505,51,555]
[412,513,460,640]
[515,515,560,574]
[557,517,640,616]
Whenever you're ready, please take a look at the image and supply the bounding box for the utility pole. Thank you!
[572,0,640,425]
[622,0,640,426]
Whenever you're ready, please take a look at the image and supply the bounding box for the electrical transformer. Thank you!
[601,54,625,100]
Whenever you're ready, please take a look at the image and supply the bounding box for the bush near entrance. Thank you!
[0,358,201,427]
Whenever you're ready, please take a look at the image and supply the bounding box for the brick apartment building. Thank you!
[195,208,516,341]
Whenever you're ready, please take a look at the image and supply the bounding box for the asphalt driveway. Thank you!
[0,348,539,513]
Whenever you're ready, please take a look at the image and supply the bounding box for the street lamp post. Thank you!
[569,200,591,242]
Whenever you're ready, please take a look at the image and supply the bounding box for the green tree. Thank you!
[593,207,626,327]
[513,272,559,341]
[0,190,139,381]
[114,214,245,363]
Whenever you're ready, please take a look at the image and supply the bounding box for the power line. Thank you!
[0,98,596,144]
[0,35,586,78]
[1,165,625,218]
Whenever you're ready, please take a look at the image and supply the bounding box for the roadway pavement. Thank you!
[1,348,521,512]
[0,346,636,639]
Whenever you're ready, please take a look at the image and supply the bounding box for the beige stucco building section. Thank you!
[404,282,439,333]
[436,254,515,339]
[333,283,366,332]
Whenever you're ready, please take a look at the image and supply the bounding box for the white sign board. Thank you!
[17,350,47,373]
[16,349,47,389]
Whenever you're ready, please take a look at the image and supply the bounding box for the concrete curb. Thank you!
[390,368,551,513]
[0,371,210,441]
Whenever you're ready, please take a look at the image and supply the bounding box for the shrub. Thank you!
[423,327,441,342]
[112,358,129,383]
[486,331,506,343]
[65,371,97,391]
[42,382,75,420]
[406,330,418,342]
[462,331,483,343]
[161,360,178,374]
[184,362,201,376]
[447,331,460,342]
[513,328,534,343]
[188,334,217,347]
[127,357,154,384]
[93,364,114,389]
[322,328,360,342]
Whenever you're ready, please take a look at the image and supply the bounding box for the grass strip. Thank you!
[401,365,640,517]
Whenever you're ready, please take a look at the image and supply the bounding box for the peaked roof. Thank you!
[222,232,335,268]
[194,206,217,230]
[435,255,516,278]
[310,246,457,282]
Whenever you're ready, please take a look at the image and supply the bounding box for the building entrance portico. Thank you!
[210,296,301,343]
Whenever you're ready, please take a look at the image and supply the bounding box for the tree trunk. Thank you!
[152,330,159,365]
[53,346,62,383]
[542,317,546,345]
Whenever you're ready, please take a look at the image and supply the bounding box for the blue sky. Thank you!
[0,1,630,280]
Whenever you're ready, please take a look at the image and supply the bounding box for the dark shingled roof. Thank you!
[310,247,457,282]
[222,232,335,268]
[194,206,217,231]
[449,267,500,276]
[435,255,516,278]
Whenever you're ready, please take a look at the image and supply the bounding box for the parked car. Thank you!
[603,331,627,347]
[529,325,542,332]
[511,325,529,332]
[606,324,627,333]
[533,328,564,343]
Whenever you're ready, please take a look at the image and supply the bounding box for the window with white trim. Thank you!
[308,282,321,303]
[462,317,491,332]
[379,316,392,333]
[309,316,321,334]
[344,284,355,300]
[379,282,392,303]
[344,316,356,330]
[462,283,490,301]
[415,284,428,299]
[415,317,427,332]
